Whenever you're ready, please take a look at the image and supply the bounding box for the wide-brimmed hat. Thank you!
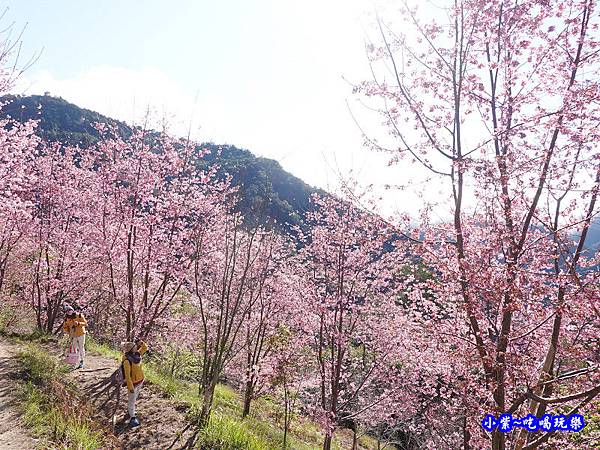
[120,341,136,353]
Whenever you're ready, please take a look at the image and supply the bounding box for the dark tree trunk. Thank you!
[242,379,253,418]
[198,377,217,428]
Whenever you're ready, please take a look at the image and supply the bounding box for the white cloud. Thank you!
[16,65,207,137]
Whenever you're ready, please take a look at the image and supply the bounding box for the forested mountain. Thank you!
[3,94,599,250]
[0,94,322,232]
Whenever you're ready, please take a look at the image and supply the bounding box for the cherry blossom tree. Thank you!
[299,194,410,450]
[0,117,37,296]
[92,130,222,341]
[267,327,314,450]
[357,0,600,448]
[187,211,286,427]
[235,240,297,419]
[22,144,101,332]
[0,84,42,300]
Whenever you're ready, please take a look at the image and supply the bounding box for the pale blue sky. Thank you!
[2,0,433,216]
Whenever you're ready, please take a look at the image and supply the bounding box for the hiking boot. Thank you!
[129,417,140,428]
[77,361,84,369]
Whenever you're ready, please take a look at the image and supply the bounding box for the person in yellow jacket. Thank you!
[121,340,148,428]
[62,306,87,368]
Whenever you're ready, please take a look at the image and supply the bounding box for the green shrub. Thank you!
[16,329,58,343]
[149,344,201,381]
[85,335,121,360]
[17,345,68,385]
[197,414,271,450]
[21,382,103,450]
[144,367,181,398]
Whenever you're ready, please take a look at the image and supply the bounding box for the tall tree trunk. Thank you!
[282,382,290,450]
[0,257,7,294]
[242,378,254,418]
[323,434,332,450]
[463,414,470,450]
[198,378,217,428]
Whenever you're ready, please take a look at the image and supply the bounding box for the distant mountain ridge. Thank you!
[1,94,323,232]
[3,94,599,251]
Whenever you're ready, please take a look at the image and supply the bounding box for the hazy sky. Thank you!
[3,0,438,218]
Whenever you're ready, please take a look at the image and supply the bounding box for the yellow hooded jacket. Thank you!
[122,341,148,393]
[63,314,87,337]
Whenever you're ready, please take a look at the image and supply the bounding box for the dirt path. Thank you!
[0,338,40,450]
[43,340,196,450]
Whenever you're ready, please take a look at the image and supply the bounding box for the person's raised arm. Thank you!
[136,340,148,356]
